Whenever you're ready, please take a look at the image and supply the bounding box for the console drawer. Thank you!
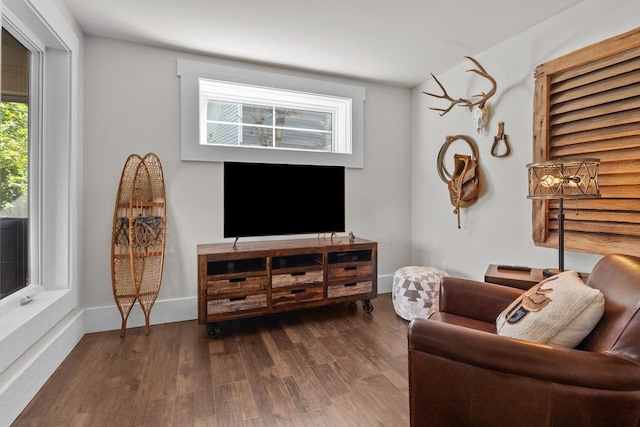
[272,285,324,306]
[207,275,267,296]
[328,264,372,281]
[327,281,372,298]
[207,294,267,315]
[272,270,324,288]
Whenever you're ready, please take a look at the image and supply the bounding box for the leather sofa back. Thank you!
[579,254,640,362]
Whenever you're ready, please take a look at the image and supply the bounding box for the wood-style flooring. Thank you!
[13,293,411,426]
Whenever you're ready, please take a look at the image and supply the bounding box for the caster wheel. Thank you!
[206,323,220,339]
[362,300,373,313]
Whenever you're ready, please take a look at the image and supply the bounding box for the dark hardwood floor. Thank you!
[13,293,411,426]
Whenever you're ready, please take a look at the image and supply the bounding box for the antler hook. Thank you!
[423,56,497,115]
[464,56,497,110]
[423,73,473,116]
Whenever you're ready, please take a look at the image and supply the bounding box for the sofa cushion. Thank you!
[496,270,604,348]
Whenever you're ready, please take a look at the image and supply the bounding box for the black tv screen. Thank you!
[224,162,346,238]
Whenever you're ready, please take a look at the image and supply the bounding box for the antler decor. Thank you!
[423,56,497,133]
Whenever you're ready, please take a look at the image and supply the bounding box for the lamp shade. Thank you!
[527,158,601,200]
[526,158,601,276]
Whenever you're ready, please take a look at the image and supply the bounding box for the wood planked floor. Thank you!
[13,293,411,426]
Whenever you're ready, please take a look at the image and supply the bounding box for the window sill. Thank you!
[0,288,73,373]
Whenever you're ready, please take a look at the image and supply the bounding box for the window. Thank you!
[178,59,365,168]
[1,28,31,299]
[0,0,79,392]
[200,79,351,154]
[532,26,640,257]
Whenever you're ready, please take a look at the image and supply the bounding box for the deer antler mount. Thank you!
[423,56,497,133]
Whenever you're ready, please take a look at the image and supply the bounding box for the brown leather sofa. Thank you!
[408,254,640,426]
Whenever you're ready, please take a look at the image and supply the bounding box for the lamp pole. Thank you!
[558,197,564,273]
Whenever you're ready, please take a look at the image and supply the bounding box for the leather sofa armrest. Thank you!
[408,318,640,390]
[439,277,524,323]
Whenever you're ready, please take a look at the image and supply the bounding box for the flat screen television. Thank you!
[224,162,345,238]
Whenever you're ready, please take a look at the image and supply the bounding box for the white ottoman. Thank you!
[392,266,449,321]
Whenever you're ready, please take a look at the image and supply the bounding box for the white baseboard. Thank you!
[377,274,393,294]
[84,296,198,334]
[84,274,392,334]
[0,311,85,427]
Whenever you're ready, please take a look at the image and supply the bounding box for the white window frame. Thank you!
[0,0,79,393]
[178,59,366,168]
[2,9,43,299]
[199,79,351,154]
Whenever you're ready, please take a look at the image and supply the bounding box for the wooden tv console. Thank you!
[197,237,377,338]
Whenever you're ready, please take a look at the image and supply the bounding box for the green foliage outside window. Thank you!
[1,101,28,210]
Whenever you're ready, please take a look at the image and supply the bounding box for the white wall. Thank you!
[411,0,640,280]
[81,36,413,322]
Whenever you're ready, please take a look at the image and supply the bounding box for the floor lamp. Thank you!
[527,158,601,277]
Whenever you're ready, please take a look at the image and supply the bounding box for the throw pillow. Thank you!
[496,270,605,348]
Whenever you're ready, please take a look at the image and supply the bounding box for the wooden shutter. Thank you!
[532,27,640,257]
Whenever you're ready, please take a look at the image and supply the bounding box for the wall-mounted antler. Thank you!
[423,56,497,116]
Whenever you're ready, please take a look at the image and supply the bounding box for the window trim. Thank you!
[177,59,366,168]
[0,0,79,377]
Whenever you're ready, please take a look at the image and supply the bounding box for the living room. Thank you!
[2,0,640,425]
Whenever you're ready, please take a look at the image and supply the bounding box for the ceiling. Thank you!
[62,0,584,88]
